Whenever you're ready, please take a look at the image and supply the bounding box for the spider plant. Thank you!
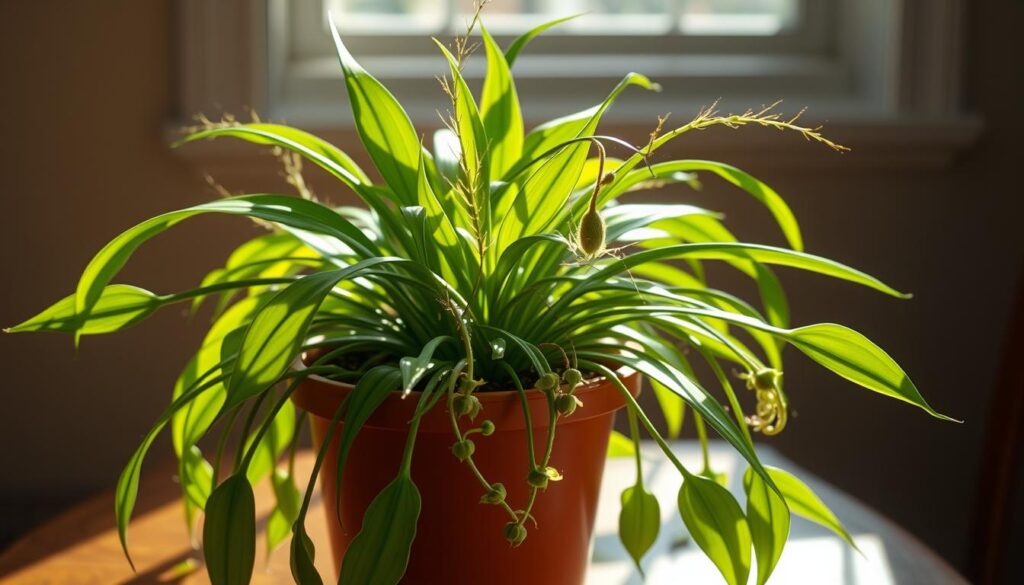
[7,11,952,585]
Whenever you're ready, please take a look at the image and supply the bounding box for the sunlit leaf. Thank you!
[744,467,791,585]
[764,466,856,549]
[338,476,421,585]
[7,284,160,335]
[678,473,752,585]
[202,474,256,585]
[787,323,954,420]
[619,484,660,575]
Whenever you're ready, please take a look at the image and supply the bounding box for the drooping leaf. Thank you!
[602,160,804,251]
[267,468,302,557]
[177,124,371,191]
[744,467,791,585]
[202,474,256,585]
[7,284,160,334]
[290,525,323,585]
[181,445,214,510]
[244,398,296,485]
[334,366,403,510]
[787,323,954,420]
[73,195,379,332]
[227,259,398,407]
[338,476,421,585]
[619,485,661,575]
[678,473,752,585]
[651,378,685,439]
[764,466,857,549]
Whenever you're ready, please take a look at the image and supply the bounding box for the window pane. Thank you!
[455,0,672,34]
[328,0,801,36]
[330,0,446,32]
[680,0,799,35]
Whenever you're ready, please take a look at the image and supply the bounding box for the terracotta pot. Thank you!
[291,363,641,585]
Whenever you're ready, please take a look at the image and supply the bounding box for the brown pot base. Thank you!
[291,367,640,585]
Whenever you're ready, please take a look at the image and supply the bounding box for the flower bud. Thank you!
[562,368,583,387]
[555,393,582,417]
[752,368,781,392]
[600,170,616,185]
[481,482,507,505]
[453,394,482,419]
[527,469,549,489]
[578,208,606,258]
[504,522,527,546]
[536,372,559,392]
[451,439,475,461]
[479,420,496,436]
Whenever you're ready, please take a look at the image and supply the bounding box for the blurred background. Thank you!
[1,0,1021,582]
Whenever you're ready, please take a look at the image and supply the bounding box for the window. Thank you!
[177,0,977,167]
[271,0,851,125]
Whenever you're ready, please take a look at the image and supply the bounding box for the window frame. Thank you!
[174,0,979,169]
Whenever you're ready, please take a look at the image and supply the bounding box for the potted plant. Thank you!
[7,11,953,585]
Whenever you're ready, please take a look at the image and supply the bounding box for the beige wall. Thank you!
[2,0,1022,578]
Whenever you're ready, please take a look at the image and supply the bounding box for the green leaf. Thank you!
[400,336,454,394]
[480,25,523,179]
[290,525,323,585]
[329,15,421,204]
[334,366,403,511]
[787,323,955,420]
[6,284,160,334]
[651,378,685,439]
[177,124,371,191]
[72,195,378,333]
[744,467,791,585]
[202,474,256,585]
[498,73,659,248]
[267,468,302,557]
[619,485,661,575]
[764,466,857,548]
[338,476,421,585]
[607,430,636,458]
[678,473,752,585]
[504,14,580,66]
[572,242,910,305]
[244,398,296,485]
[604,160,803,251]
[115,372,228,568]
[585,352,775,495]
[228,259,396,407]
[181,446,214,510]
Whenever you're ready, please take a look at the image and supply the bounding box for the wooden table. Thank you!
[0,442,967,584]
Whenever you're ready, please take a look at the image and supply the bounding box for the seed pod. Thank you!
[578,208,606,257]
[527,469,549,489]
[481,482,507,505]
[479,420,496,436]
[451,439,475,461]
[453,394,482,419]
[555,393,582,417]
[562,368,583,388]
[536,372,560,392]
[504,522,528,546]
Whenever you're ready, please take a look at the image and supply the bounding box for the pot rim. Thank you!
[295,351,636,400]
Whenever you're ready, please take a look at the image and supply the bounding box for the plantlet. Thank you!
[7,8,953,585]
